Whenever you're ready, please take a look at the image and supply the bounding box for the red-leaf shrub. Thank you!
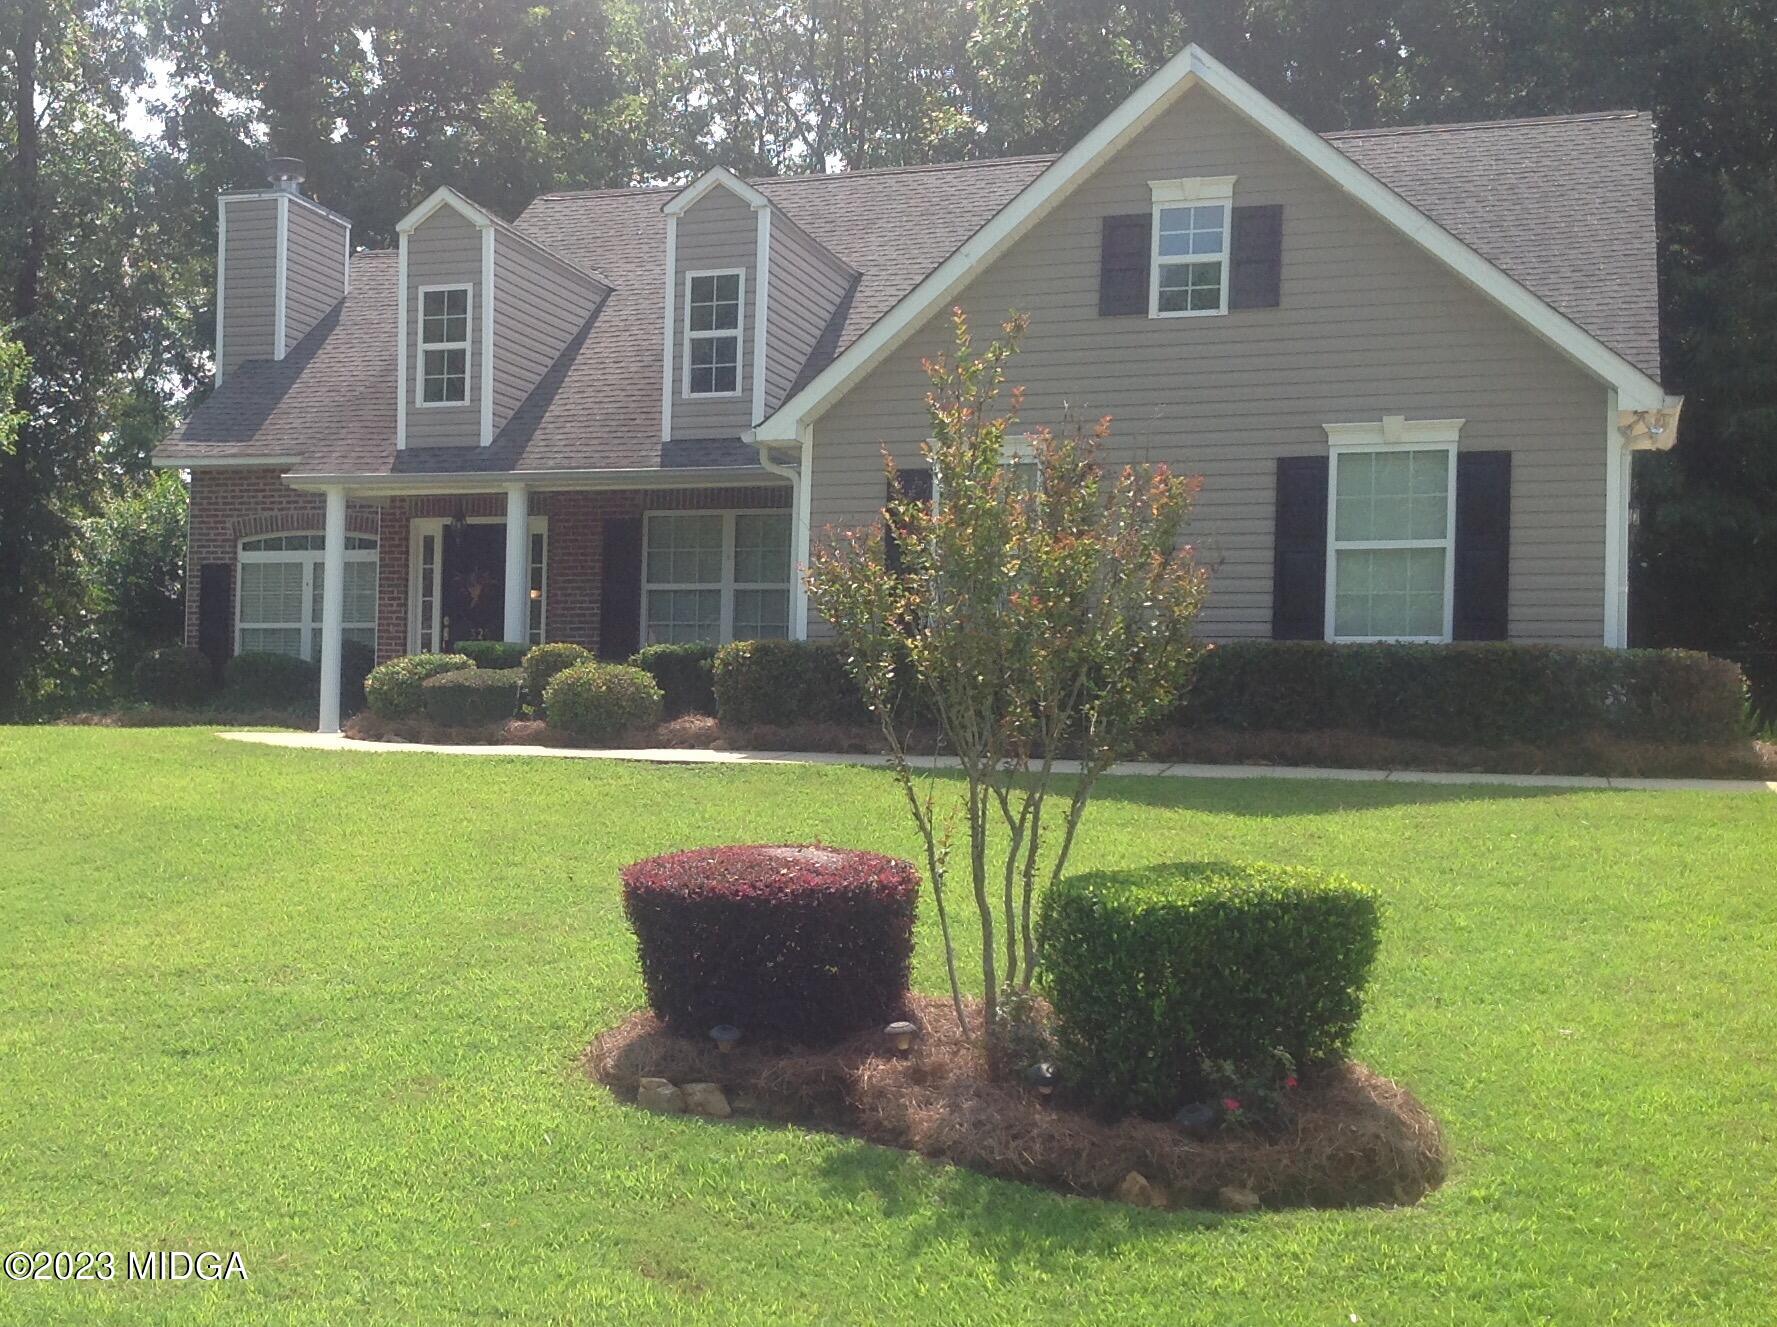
[619,845,920,1046]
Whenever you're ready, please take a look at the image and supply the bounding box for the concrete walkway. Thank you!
[217,731,1777,794]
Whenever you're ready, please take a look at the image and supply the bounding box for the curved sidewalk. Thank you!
[217,731,1777,794]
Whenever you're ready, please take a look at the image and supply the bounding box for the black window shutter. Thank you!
[884,468,934,574]
[1272,455,1328,640]
[1229,204,1283,310]
[1453,451,1511,641]
[599,515,644,659]
[197,562,233,680]
[1098,214,1151,317]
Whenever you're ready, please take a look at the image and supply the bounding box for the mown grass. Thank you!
[1,726,1773,1325]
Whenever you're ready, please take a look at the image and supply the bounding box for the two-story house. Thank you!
[155,45,1681,732]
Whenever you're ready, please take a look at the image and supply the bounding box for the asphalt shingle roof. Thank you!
[161,112,1662,477]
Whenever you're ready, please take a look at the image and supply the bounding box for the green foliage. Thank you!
[456,640,528,670]
[1183,641,1751,746]
[1038,862,1381,1116]
[629,642,718,717]
[544,661,662,740]
[225,651,320,706]
[340,640,376,715]
[132,645,213,707]
[711,640,865,726]
[420,667,523,726]
[364,653,473,719]
[81,472,188,673]
[522,642,592,701]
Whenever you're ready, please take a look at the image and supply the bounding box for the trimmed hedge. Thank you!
[420,666,523,726]
[712,639,868,727]
[544,661,662,740]
[522,642,591,701]
[225,651,319,706]
[456,640,527,670]
[631,642,717,717]
[620,844,919,1045]
[133,646,212,706]
[1038,862,1381,1116]
[1181,641,1750,746]
[364,653,473,719]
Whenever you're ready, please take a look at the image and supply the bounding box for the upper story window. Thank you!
[1149,176,1236,318]
[418,285,471,405]
[683,269,744,397]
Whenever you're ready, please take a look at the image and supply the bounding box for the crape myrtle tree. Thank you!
[807,309,1208,1048]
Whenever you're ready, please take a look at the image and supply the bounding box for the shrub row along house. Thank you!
[154,45,1682,732]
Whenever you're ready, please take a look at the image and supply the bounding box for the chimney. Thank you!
[215,156,351,384]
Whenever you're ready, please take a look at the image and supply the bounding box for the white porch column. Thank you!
[503,483,530,644]
[317,486,347,734]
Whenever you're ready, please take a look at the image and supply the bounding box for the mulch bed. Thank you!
[585,995,1447,1212]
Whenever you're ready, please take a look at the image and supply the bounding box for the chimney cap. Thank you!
[265,156,307,193]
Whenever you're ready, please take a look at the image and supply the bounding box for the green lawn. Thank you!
[2,727,1773,1325]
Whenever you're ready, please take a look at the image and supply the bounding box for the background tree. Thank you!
[81,469,188,674]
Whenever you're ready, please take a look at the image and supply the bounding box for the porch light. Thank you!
[710,1024,741,1053]
[1026,1062,1058,1098]
[529,587,541,600]
[884,1020,918,1053]
[450,505,469,539]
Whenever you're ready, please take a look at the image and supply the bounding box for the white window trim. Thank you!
[415,283,473,409]
[1148,175,1236,320]
[680,268,746,399]
[406,515,548,653]
[642,509,791,646]
[236,532,378,661]
[1323,416,1464,644]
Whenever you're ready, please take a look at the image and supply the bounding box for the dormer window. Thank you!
[418,285,471,405]
[683,269,744,396]
[1149,176,1236,318]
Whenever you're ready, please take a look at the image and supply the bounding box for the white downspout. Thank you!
[754,436,810,640]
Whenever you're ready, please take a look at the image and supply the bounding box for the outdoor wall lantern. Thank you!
[449,505,469,540]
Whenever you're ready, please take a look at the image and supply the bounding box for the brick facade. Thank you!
[184,469,790,664]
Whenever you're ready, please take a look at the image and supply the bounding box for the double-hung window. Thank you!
[643,511,790,644]
[683,270,744,396]
[237,533,378,659]
[1149,176,1236,317]
[418,285,471,405]
[1325,420,1460,641]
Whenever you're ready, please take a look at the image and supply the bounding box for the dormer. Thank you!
[660,168,855,441]
[396,186,608,450]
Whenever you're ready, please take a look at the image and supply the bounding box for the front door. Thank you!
[441,523,506,649]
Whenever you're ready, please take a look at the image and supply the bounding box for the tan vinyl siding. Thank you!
[491,236,605,435]
[672,187,756,438]
[808,87,1611,646]
[765,219,853,414]
[404,207,484,449]
[284,202,349,349]
[219,197,279,375]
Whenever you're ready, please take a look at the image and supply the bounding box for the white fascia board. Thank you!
[283,466,790,496]
[660,213,678,442]
[397,185,496,235]
[663,165,774,217]
[752,207,771,424]
[152,453,300,469]
[481,228,496,445]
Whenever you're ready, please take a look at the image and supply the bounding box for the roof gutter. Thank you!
[280,464,788,496]
[152,453,301,470]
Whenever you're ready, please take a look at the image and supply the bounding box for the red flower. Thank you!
[1284,1076,1299,1090]
[1221,1097,1241,1112]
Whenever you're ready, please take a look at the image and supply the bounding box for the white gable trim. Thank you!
[664,166,773,217]
[753,44,1672,444]
[397,186,495,235]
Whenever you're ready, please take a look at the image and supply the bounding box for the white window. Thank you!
[644,510,790,645]
[1325,418,1461,642]
[417,285,471,405]
[237,533,378,660]
[682,270,744,397]
[1149,176,1236,318]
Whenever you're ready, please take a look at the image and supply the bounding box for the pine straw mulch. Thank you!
[584,995,1446,1212]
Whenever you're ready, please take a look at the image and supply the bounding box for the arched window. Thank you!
[238,533,378,659]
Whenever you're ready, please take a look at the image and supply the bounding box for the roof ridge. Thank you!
[1325,110,1646,140]
[751,153,1060,186]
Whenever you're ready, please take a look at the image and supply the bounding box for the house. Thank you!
[154,45,1682,733]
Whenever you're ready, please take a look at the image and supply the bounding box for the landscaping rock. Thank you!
[1115,1171,1164,1209]
[682,1082,731,1118]
[1218,1185,1262,1213]
[637,1077,684,1114]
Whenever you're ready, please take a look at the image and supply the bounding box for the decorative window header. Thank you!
[1323,416,1466,449]
[1148,175,1237,204]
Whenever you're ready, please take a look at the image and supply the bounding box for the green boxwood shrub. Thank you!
[133,646,213,706]
[712,639,869,727]
[456,640,527,670]
[225,651,320,706]
[420,666,523,726]
[364,653,473,719]
[1180,641,1750,746]
[544,661,662,740]
[1037,861,1381,1116]
[630,642,718,717]
[522,642,591,701]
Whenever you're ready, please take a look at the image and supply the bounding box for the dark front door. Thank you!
[441,523,506,649]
